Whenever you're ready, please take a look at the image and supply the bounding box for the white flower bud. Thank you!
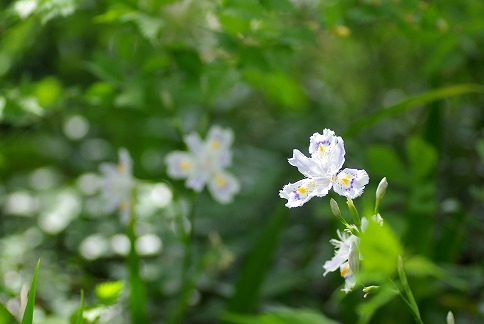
[376,177,388,202]
[446,311,455,324]
[330,198,341,218]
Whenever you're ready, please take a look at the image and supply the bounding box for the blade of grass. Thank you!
[127,185,148,323]
[344,84,484,137]
[225,204,287,315]
[21,259,40,324]
[75,290,84,324]
[397,256,423,324]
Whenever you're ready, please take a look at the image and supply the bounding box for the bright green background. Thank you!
[0,0,483,323]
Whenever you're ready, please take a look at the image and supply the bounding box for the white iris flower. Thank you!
[323,230,359,293]
[165,125,240,204]
[279,129,369,208]
[99,148,134,221]
[323,216,383,293]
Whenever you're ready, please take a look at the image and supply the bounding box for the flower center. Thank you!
[179,161,191,171]
[318,143,326,153]
[297,187,307,194]
[211,140,221,150]
[340,175,350,185]
[340,263,350,278]
[117,163,125,173]
[214,175,226,188]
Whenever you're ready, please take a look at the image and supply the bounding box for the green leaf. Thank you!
[75,290,84,324]
[85,54,125,85]
[359,220,402,281]
[223,308,338,324]
[226,205,287,313]
[344,84,484,137]
[95,281,124,306]
[0,302,17,324]
[397,256,422,324]
[21,259,40,324]
[367,146,408,185]
[219,10,252,34]
[406,137,437,180]
[243,69,306,109]
[34,76,63,108]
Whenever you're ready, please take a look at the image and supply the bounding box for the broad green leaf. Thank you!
[406,137,437,180]
[21,259,40,324]
[226,205,287,313]
[95,281,124,306]
[223,308,338,324]
[367,146,407,185]
[359,220,402,281]
[344,84,484,137]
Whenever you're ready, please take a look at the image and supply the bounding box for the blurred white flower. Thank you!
[99,148,133,221]
[165,125,239,204]
[279,129,369,208]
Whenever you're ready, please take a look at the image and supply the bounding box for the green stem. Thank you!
[170,192,198,324]
[127,184,148,323]
[393,256,424,324]
[346,198,362,232]
[374,200,380,216]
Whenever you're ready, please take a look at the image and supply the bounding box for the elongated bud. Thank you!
[330,198,341,218]
[362,285,379,298]
[376,177,388,202]
[330,198,350,227]
[374,177,388,214]
[446,311,455,324]
[346,198,361,228]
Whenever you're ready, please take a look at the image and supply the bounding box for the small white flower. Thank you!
[279,129,369,208]
[99,148,133,221]
[165,125,239,204]
[323,216,383,293]
[323,229,360,293]
[323,230,357,274]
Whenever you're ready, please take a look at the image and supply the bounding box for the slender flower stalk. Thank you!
[98,149,147,322]
[170,193,198,324]
[127,184,147,323]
